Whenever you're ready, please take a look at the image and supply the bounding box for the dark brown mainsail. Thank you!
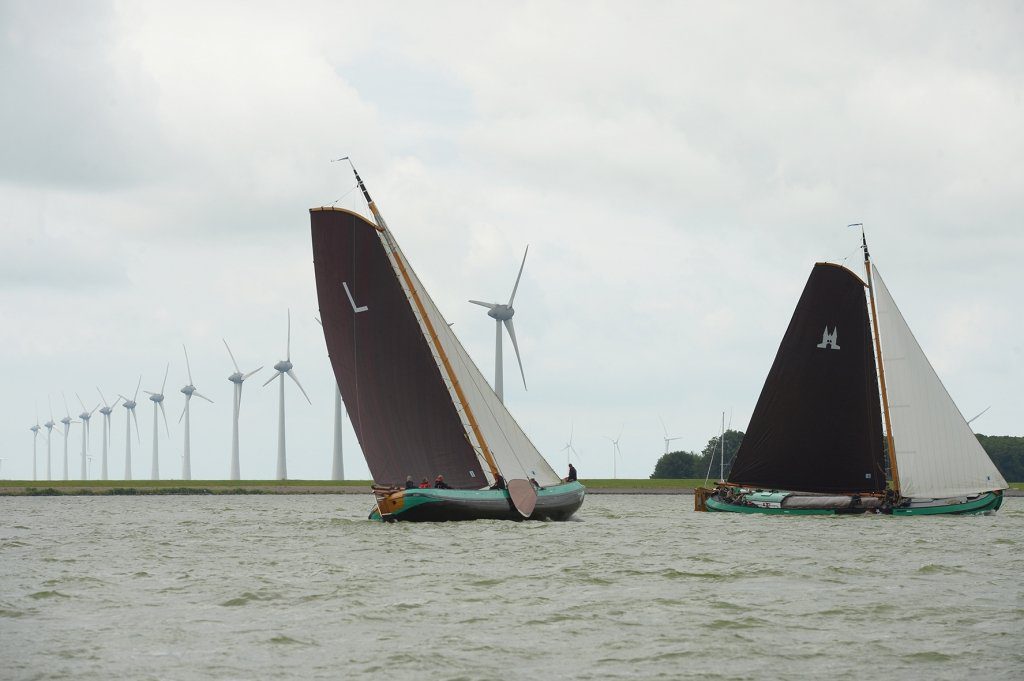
[727,263,887,493]
[310,207,487,488]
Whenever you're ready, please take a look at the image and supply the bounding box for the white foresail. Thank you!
[373,220,561,488]
[402,255,562,487]
[871,265,1007,498]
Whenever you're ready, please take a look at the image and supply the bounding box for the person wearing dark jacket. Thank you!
[566,463,577,482]
[405,475,416,489]
[434,475,451,489]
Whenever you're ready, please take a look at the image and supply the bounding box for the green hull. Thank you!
[705,490,1004,516]
[369,481,585,522]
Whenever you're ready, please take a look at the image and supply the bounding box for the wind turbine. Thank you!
[262,310,311,480]
[469,245,529,403]
[315,317,344,480]
[224,339,262,480]
[144,364,171,480]
[179,345,213,481]
[119,377,142,480]
[30,409,41,481]
[44,398,58,480]
[76,394,99,480]
[560,423,582,470]
[660,416,683,454]
[604,425,624,479]
[96,389,121,480]
[59,393,79,481]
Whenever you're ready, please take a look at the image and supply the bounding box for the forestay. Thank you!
[871,265,1007,498]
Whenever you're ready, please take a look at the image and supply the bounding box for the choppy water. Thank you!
[1,495,1022,680]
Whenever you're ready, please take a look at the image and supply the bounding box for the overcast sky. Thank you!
[2,1,1021,482]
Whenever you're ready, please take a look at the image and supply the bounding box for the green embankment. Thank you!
[0,479,1018,495]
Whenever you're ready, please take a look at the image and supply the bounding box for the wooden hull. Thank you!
[369,481,585,522]
[701,487,1003,516]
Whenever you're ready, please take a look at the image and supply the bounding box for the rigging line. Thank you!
[331,182,359,206]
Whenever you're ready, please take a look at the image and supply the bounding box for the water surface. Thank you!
[2,495,1021,679]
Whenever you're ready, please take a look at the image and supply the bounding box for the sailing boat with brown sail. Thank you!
[310,161,585,521]
[695,229,1007,515]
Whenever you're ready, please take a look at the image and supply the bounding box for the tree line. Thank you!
[651,431,1024,482]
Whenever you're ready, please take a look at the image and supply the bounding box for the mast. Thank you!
[346,161,501,481]
[858,225,900,493]
[719,411,725,483]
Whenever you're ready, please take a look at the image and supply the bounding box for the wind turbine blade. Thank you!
[178,402,186,424]
[223,339,241,373]
[262,372,282,388]
[967,406,991,425]
[63,392,70,417]
[159,401,169,436]
[133,376,142,402]
[659,415,668,438]
[117,394,131,402]
[503,319,527,390]
[507,245,529,306]
[194,392,214,403]
[161,363,169,394]
[469,300,497,309]
[132,409,140,443]
[77,392,87,413]
[89,404,100,416]
[286,369,312,404]
[286,308,291,361]
[314,317,322,327]
[97,387,109,409]
[183,344,193,385]
[143,391,157,397]
[243,366,264,381]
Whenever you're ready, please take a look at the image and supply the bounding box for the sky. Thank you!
[2,1,1022,482]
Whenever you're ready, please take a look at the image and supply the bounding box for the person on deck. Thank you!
[434,475,451,489]
[490,474,506,490]
[565,463,577,482]
[418,478,430,489]
[405,475,416,490]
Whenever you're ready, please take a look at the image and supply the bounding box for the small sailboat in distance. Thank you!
[310,161,585,521]
[696,227,1007,515]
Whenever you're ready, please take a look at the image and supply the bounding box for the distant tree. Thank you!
[696,429,745,480]
[977,434,1024,482]
[650,450,701,479]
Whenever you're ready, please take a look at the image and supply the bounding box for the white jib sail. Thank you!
[385,235,561,488]
[871,265,1007,498]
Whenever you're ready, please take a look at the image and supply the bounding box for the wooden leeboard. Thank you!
[507,479,538,518]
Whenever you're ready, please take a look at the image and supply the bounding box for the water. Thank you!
[2,495,1022,680]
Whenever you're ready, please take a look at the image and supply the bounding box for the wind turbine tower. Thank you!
[144,364,171,480]
[469,246,529,403]
[316,318,344,480]
[179,345,213,481]
[44,398,58,480]
[59,393,79,481]
[560,423,581,470]
[262,310,311,480]
[119,377,142,480]
[30,412,41,481]
[224,339,262,480]
[76,394,99,480]
[96,389,121,480]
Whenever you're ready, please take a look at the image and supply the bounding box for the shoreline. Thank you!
[1,483,1020,497]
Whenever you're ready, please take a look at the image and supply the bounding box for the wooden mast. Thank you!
[859,225,900,493]
[348,162,501,481]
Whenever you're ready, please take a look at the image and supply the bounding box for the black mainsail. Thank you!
[727,263,887,493]
[311,207,487,488]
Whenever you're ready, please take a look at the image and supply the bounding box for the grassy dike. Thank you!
[1,478,1020,495]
